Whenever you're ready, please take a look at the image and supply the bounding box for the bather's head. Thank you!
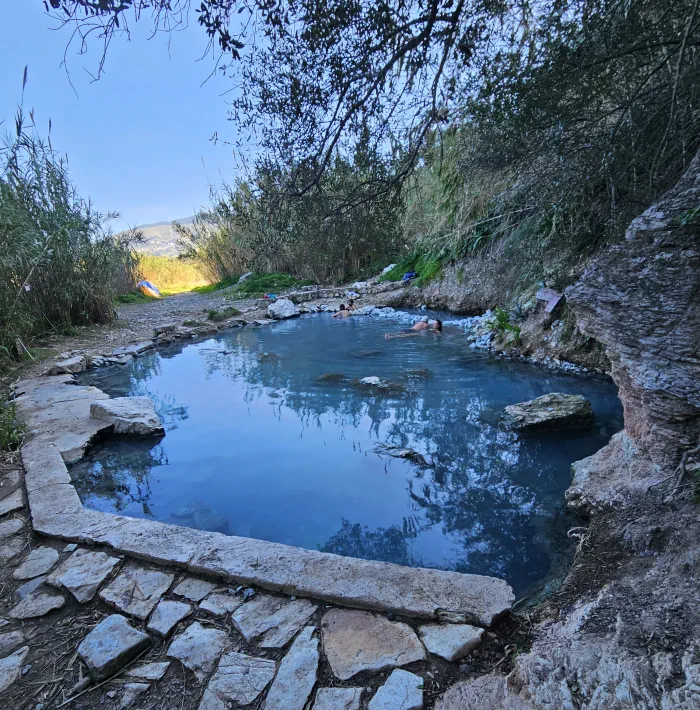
[339,304,346,311]
[433,319,443,332]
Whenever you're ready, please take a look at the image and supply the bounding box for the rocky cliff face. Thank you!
[567,152,700,469]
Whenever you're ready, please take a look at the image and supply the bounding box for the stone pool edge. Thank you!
[16,373,515,629]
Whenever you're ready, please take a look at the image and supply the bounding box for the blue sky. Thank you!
[0,2,237,231]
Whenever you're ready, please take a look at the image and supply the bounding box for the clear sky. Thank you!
[0,2,237,231]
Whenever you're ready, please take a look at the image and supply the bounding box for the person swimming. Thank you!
[385,317,442,339]
[333,304,352,318]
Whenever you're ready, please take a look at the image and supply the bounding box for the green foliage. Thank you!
[230,273,314,298]
[0,394,24,451]
[379,254,444,287]
[0,98,138,366]
[207,306,241,322]
[680,207,700,227]
[182,319,205,327]
[138,254,207,293]
[115,292,151,304]
[192,276,240,294]
[490,307,521,345]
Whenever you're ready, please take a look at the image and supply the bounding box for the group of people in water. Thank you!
[333,298,443,339]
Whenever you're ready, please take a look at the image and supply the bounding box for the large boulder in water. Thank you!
[90,397,164,436]
[267,298,299,320]
[503,393,594,432]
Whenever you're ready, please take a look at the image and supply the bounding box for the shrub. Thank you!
[490,306,521,345]
[0,394,24,451]
[207,306,241,322]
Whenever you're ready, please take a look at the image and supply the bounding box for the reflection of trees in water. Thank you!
[70,436,167,515]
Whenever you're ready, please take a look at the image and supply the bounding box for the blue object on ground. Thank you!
[402,271,417,282]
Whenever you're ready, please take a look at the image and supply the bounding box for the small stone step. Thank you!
[203,651,277,707]
[173,577,218,603]
[199,593,243,617]
[47,548,121,603]
[77,614,151,681]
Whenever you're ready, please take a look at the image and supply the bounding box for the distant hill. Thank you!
[128,216,195,257]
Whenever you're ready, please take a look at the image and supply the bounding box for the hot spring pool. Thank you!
[75,312,622,596]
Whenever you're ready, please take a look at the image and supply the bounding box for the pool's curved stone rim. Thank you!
[14,338,514,629]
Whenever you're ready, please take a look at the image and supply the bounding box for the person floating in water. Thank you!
[385,317,442,339]
[333,304,352,318]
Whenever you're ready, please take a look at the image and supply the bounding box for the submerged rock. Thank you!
[315,373,347,383]
[355,376,406,394]
[503,393,594,432]
[375,444,430,468]
[267,298,300,320]
[90,397,164,436]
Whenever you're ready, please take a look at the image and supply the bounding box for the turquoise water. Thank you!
[75,313,622,595]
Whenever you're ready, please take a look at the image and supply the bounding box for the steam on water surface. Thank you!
[74,312,622,596]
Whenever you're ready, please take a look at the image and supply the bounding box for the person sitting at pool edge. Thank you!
[347,298,358,311]
[385,318,442,339]
[333,304,352,318]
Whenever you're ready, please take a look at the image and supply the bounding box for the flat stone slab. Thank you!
[45,355,87,375]
[232,594,317,648]
[78,614,151,681]
[118,682,150,709]
[0,489,24,517]
[418,624,484,662]
[265,626,319,710]
[126,661,170,681]
[147,600,192,637]
[322,610,425,680]
[47,548,121,603]
[90,397,164,436]
[100,565,174,619]
[204,651,277,706]
[314,688,363,710]
[13,546,59,580]
[16,575,47,599]
[199,593,244,617]
[0,630,26,657]
[167,622,229,682]
[173,577,218,602]
[9,589,65,619]
[0,517,24,539]
[369,669,424,710]
[0,537,25,564]
[503,393,594,432]
[0,646,29,694]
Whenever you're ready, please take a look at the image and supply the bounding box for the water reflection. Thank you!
[74,314,622,595]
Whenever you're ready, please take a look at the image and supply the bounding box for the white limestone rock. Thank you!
[0,517,24,539]
[9,589,65,619]
[167,622,229,682]
[173,577,218,603]
[314,687,363,710]
[322,609,425,681]
[204,651,277,706]
[47,548,121,603]
[99,565,174,619]
[418,623,484,662]
[267,298,300,320]
[264,626,319,710]
[77,614,151,681]
[0,646,29,694]
[503,393,594,432]
[369,669,424,710]
[232,594,316,648]
[125,661,170,681]
[0,630,26,657]
[118,682,150,709]
[147,600,192,637]
[90,397,164,436]
[199,593,243,617]
[0,489,24,517]
[44,355,87,376]
[13,546,59,580]
[0,537,25,564]
[15,575,47,599]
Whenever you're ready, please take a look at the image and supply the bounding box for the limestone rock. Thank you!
[125,661,170,681]
[198,688,228,710]
[90,397,164,436]
[0,537,25,564]
[369,669,424,710]
[0,646,29,694]
[100,565,174,619]
[13,546,59,580]
[314,687,363,710]
[264,626,319,710]
[433,674,532,710]
[77,614,151,681]
[232,594,316,648]
[9,589,65,619]
[16,576,47,599]
[147,600,192,637]
[167,622,229,682]
[503,393,594,432]
[0,517,24,539]
[199,593,243,617]
[47,548,121,603]
[418,623,483,662]
[173,577,218,602]
[0,630,26,657]
[0,489,24,517]
[204,651,277,706]
[45,355,86,376]
[267,298,300,320]
[322,609,426,680]
[118,682,150,709]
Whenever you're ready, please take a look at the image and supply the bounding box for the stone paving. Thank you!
[0,307,520,709]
